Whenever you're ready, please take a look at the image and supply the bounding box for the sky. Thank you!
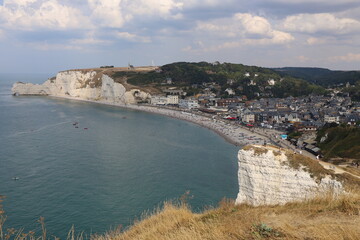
[0,0,360,74]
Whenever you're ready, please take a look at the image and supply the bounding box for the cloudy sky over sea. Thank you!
[1,0,360,73]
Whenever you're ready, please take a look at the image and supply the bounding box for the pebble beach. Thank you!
[51,96,280,147]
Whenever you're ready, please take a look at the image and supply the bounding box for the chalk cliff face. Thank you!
[236,145,343,206]
[12,70,150,104]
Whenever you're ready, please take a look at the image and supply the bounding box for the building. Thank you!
[179,99,199,109]
[150,95,168,105]
[217,98,241,107]
[166,95,179,105]
[324,114,340,123]
[151,95,179,105]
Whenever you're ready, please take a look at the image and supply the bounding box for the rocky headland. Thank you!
[12,68,152,104]
[236,145,345,206]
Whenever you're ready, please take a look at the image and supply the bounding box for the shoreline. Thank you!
[46,95,279,147]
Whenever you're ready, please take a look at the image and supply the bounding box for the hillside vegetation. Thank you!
[273,67,360,87]
[316,125,360,161]
[111,62,325,99]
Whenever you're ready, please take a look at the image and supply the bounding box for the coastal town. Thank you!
[148,83,360,158]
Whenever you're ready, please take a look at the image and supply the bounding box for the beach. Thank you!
[49,96,283,147]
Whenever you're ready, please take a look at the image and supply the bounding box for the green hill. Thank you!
[273,67,360,87]
[112,62,325,99]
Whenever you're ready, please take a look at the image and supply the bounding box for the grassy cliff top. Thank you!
[95,192,360,240]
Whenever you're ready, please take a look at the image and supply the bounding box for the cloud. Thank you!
[306,37,326,45]
[115,31,151,43]
[0,0,91,30]
[87,0,184,28]
[194,13,294,49]
[282,13,360,34]
[88,0,125,28]
[122,0,183,20]
[329,53,360,62]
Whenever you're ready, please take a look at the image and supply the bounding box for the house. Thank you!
[217,98,241,107]
[166,77,173,84]
[268,79,276,86]
[324,114,340,123]
[225,88,235,95]
[163,88,186,96]
[345,114,360,125]
[242,113,255,123]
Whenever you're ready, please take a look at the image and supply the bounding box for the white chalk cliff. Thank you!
[12,70,151,104]
[236,145,343,206]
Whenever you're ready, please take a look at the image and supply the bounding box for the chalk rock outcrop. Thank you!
[236,145,343,206]
[12,70,150,104]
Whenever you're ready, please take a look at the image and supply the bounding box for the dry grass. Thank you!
[242,145,269,156]
[341,166,360,177]
[2,192,360,240]
[94,191,360,240]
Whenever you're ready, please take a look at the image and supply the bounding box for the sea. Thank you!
[0,73,239,238]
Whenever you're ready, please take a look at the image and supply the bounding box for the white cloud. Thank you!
[195,13,294,48]
[122,0,183,20]
[87,0,184,29]
[234,13,272,35]
[116,31,151,43]
[329,53,360,62]
[282,13,360,34]
[0,0,90,30]
[88,0,125,28]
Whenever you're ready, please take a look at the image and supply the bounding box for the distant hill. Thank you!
[112,62,325,99]
[273,67,360,87]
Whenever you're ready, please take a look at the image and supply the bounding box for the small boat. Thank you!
[75,126,79,128]
[84,128,88,130]
[12,177,20,180]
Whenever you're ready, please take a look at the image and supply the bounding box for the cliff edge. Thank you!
[11,69,151,104]
[236,145,344,206]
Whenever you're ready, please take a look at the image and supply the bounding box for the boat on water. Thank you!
[12,177,20,180]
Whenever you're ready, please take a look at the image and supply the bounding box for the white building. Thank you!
[167,95,179,105]
[324,114,340,123]
[151,96,168,105]
[179,99,199,109]
[151,95,179,105]
[268,79,276,86]
[242,113,255,123]
[225,88,235,95]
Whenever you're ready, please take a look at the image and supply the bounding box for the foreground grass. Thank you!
[2,191,360,240]
[96,191,360,240]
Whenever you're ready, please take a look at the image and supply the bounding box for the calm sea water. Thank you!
[0,73,238,238]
